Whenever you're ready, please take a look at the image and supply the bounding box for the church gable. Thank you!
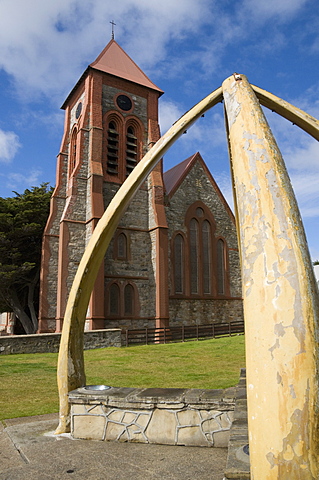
[164,153,236,244]
[164,153,242,326]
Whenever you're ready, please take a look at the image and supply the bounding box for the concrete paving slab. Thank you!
[0,414,227,480]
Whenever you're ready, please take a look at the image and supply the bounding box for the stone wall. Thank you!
[69,386,235,447]
[169,298,243,327]
[166,160,241,294]
[165,158,243,325]
[0,329,121,355]
[104,182,157,324]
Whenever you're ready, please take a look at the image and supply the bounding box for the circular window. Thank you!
[196,207,204,218]
[116,94,133,111]
[75,102,82,119]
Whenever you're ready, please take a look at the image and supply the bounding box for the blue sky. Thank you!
[0,0,318,263]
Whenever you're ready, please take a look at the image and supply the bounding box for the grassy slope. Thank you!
[0,335,245,421]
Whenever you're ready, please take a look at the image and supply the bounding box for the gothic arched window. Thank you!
[126,125,138,176]
[109,283,120,315]
[184,203,216,297]
[69,127,77,176]
[189,218,199,294]
[202,220,211,294]
[107,281,139,318]
[106,121,119,176]
[124,284,134,315]
[116,232,127,260]
[217,238,226,295]
[174,234,184,294]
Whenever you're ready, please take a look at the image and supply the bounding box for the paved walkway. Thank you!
[0,413,227,480]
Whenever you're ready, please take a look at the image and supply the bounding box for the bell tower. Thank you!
[38,40,169,332]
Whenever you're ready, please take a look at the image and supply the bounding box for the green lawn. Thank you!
[0,335,245,421]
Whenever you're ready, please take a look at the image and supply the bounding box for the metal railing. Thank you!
[122,320,244,346]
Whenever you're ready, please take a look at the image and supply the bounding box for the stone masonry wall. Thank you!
[169,298,243,327]
[104,182,156,324]
[0,329,121,355]
[102,86,148,131]
[70,386,235,447]
[166,160,241,296]
[166,159,243,325]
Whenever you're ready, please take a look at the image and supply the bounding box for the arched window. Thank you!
[124,284,134,315]
[174,234,184,294]
[184,202,217,297]
[69,127,77,175]
[106,281,139,318]
[117,232,127,260]
[217,239,226,295]
[109,283,120,315]
[106,121,119,176]
[126,126,138,176]
[202,220,211,294]
[189,218,199,294]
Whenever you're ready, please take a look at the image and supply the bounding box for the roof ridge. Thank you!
[90,39,163,94]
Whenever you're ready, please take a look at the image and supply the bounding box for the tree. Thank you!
[0,184,53,334]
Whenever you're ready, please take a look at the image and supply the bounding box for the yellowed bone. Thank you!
[223,74,319,480]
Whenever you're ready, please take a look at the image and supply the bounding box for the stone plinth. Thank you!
[69,386,235,447]
[224,369,250,479]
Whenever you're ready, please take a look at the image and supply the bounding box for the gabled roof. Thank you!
[163,152,235,221]
[163,154,196,197]
[90,40,163,94]
[62,40,163,109]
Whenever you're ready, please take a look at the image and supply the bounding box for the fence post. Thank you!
[146,328,148,345]
[126,329,128,347]
[196,324,199,340]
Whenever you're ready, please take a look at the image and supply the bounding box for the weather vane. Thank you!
[110,20,116,40]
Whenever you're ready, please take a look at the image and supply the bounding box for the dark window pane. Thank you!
[109,283,120,315]
[202,220,211,294]
[196,207,204,218]
[117,233,127,259]
[124,284,134,315]
[190,218,199,294]
[217,239,225,295]
[70,128,77,174]
[174,234,184,294]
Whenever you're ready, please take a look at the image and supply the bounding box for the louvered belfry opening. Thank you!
[107,121,119,175]
[126,126,138,176]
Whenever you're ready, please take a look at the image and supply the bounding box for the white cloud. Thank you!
[242,0,308,21]
[2,169,42,193]
[0,0,212,100]
[159,99,183,135]
[0,130,21,163]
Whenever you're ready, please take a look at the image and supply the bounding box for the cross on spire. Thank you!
[110,20,116,40]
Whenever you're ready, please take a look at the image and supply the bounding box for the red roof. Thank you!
[90,40,163,94]
[62,40,163,108]
[163,154,197,196]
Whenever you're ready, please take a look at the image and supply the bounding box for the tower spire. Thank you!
[110,20,116,40]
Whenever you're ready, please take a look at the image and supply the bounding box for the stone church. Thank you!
[38,39,242,333]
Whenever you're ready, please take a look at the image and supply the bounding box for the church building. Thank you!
[38,39,243,333]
